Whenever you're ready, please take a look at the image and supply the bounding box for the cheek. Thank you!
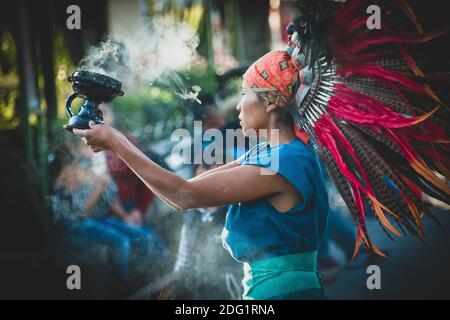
[247,104,267,128]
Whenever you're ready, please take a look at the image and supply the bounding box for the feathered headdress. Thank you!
[288,0,450,257]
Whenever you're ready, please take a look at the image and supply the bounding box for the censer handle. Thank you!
[65,92,79,118]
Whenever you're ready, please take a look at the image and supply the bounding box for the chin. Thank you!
[242,127,257,137]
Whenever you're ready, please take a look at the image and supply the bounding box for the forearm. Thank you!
[111,134,193,211]
[111,201,128,220]
[84,180,106,213]
[191,160,240,181]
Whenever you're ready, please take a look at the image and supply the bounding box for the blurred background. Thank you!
[0,0,449,299]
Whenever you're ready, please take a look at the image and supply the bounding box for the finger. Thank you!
[88,121,101,129]
[73,128,87,137]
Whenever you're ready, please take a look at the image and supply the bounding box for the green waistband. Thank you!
[242,251,321,300]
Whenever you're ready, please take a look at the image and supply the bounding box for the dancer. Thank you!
[74,0,450,299]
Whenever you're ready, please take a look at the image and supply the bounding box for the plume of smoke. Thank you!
[79,17,201,102]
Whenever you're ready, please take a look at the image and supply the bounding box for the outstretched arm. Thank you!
[74,123,285,211]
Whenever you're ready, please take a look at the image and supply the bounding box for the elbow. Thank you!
[162,200,187,213]
[172,206,186,213]
[171,201,194,212]
[176,198,196,212]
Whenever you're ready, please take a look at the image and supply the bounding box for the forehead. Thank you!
[242,85,257,98]
[241,83,256,95]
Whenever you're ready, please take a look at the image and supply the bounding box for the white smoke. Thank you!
[79,17,201,102]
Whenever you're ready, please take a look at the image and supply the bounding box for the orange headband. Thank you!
[243,50,299,107]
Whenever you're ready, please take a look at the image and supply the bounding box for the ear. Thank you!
[266,103,278,113]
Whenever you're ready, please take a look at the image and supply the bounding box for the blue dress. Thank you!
[221,138,329,299]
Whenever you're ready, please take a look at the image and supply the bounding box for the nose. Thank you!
[236,102,241,112]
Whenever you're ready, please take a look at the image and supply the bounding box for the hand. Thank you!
[125,209,144,226]
[73,121,122,153]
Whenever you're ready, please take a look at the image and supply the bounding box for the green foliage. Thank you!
[0,30,20,131]
[53,31,76,119]
[111,67,218,143]
[111,86,188,143]
[182,67,218,97]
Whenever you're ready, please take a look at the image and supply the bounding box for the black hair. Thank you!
[258,95,294,127]
[277,102,295,127]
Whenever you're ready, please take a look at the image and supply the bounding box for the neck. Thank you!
[263,118,296,146]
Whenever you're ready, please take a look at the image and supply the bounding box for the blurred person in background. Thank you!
[51,141,169,283]
[52,142,133,280]
[101,105,156,227]
[100,104,172,278]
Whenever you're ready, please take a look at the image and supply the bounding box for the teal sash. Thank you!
[242,251,321,300]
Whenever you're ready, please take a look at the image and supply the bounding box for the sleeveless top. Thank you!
[221,138,329,299]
